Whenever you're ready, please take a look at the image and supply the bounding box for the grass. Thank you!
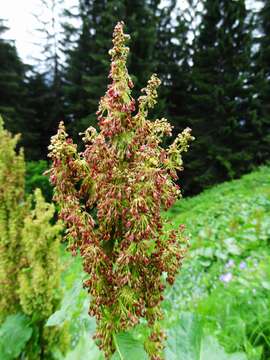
[165,166,270,360]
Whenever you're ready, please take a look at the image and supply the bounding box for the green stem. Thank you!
[113,333,124,360]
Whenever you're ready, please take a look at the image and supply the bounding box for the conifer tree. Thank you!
[23,73,54,159]
[63,0,173,139]
[156,3,192,137]
[34,0,63,86]
[184,0,255,193]
[0,20,29,135]
[63,0,110,137]
[252,0,270,163]
[26,0,65,160]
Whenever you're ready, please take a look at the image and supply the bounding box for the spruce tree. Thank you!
[156,3,192,138]
[22,73,52,159]
[0,13,62,161]
[63,0,174,139]
[252,0,270,164]
[26,0,65,160]
[63,0,110,138]
[0,20,28,135]
[184,0,255,194]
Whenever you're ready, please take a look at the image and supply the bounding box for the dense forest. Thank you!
[0,0,269,194]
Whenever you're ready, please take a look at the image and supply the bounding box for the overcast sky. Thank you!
[1,0,77,64]
[1,0,262,64]
[2,0,39,62]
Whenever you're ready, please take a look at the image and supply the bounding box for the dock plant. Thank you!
[0,117,68,359]
[48,22,194,359]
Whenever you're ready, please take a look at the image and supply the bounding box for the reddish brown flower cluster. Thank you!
[48,22,194,359]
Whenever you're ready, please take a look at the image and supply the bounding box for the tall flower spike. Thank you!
[97,22,135,137]
[109,21,130,64]
[49,22,194,360]
[138,74,161,116]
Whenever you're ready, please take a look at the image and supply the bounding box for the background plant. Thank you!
[0,116,27,319]
[0,117,68,360]
[18,189,69,359]
[25,160,53,202]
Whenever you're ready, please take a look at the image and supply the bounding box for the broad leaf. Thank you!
[64,332,103,360]
[165,312,247,360]
[165,312,202,360]
[201,336,247,360]
[46,279,89,327]
[0,313,32,360]
[111,332,148,360]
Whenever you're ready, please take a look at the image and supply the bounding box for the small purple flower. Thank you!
[220,272,233,283]
[226,259,234,268]
[239,261,247,270]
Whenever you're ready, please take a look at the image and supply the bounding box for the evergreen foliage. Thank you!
[63,0,111,136]
[49,22,193,359]
[252,0,270,164]
[25,0,65,160]
[23,73,54,159]
[0,20,29,135]
[1,0,270,193]
[183,0,256,194]
[156,4,191,136]
[63,0,177,139]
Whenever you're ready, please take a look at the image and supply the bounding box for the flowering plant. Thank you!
[0,117,68,359]
[48,22,194,359]
[0,116,26,318]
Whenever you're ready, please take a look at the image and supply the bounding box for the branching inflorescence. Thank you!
[48,22,194,359]
[0,117,68,359]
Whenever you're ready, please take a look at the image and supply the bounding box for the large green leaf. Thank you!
[111,332,148,360]
[46,279,88,327]
[64,332,103,360]
[201,336,247,360]
[0,313,32,360]
[165,312,247,360]
[165,312,202,360]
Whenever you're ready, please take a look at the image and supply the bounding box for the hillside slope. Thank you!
[166,166,270,360]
